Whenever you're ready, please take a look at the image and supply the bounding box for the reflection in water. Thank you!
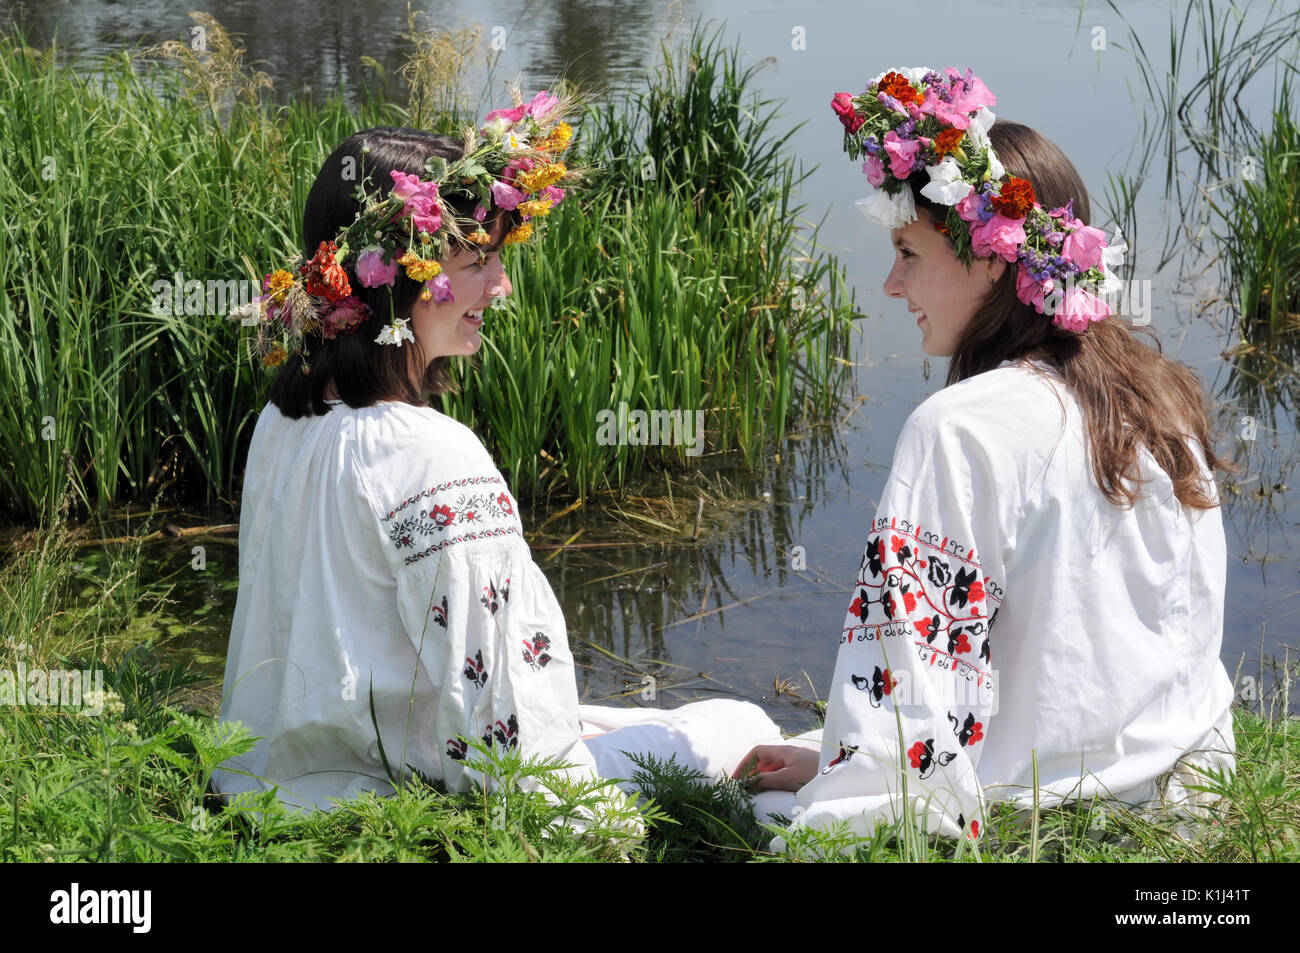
[1,0,686,106]
[538,412,853,729]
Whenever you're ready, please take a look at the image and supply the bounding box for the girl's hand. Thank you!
[732,744,820,792]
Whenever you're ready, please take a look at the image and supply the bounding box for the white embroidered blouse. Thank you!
[789,359,1236,843]
[212,397,601,811]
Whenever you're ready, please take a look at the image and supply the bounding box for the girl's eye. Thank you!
[899,249,914,259]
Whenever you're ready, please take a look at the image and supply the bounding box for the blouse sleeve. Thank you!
[791,405,1010,846]
[393,536,601,797]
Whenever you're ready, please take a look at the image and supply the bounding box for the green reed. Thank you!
[0,15,853,525]
[1103,0,1299,333]
[440,18,856,503]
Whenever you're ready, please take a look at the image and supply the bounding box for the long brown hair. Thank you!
[268,126,521,419]
[907,120,1236,510]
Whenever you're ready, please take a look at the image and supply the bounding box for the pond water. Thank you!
[12,0,1297,726]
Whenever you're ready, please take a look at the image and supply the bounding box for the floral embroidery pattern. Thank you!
[480,577,511,615]
[431,595,449,629]
[845,518,1002,686]
[380,476,522,564]
[445,713,520,761]
[821,741,859,774]
[463,650,487,688]
[490,715,519,750]
[949,710,984,747]
[955,814,981,841]
[849,666,897,708]
[522,633,552,670]
[907,738,958,779]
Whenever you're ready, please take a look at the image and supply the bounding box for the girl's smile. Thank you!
[883,217,1005,357]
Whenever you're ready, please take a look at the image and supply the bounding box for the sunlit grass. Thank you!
[0,14,855,526]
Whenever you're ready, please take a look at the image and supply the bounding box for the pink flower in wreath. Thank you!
[389,170,441,235]
[1016,267,1057,314]
[1055,285,1109,332]
[968,212,1025,263]
[1063,223,1108,273]
[496,492,514,514]
[356,247,397,288]
[882,129,921,179]
[863,155,887,187]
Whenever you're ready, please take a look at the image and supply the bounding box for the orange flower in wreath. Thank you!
[990,177,1037,220]
[877,71,924,108]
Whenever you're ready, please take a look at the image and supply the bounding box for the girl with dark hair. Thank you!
[739,68,1236,849]
[214,98,782,815]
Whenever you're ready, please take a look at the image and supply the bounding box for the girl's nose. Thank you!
[489,270,512,300]
[883,260,904,298]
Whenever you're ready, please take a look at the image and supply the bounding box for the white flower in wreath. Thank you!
[965,107,996,150]
[855,186,917,230]
[920,156,974,206]
[375,318,415,346]
[986,146,1005,183]
[1098,226,1129,296]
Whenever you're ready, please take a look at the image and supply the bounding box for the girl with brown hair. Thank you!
[739,68,1236,848]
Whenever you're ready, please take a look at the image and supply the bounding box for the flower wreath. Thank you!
[831,67,1127,332]
[233,87,580,369]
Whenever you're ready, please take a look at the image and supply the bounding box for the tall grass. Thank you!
[0,14,855,526]
[0,20,406,527]
[442,18,856,503]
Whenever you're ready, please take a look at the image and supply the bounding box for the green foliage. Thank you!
[0,15,855,524]
[622,753,769,862]
[439,18,856,503]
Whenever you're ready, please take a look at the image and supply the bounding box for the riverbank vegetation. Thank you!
[2,514,1295,862]
[0,14,855,527]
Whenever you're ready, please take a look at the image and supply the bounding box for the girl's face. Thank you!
[409,217,514,361]
[882,216,1006,357]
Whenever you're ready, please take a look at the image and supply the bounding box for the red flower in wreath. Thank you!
[968,722,985,745]
[968,579,986,602]
[431,504,455,528]
[496,492,514,514]
[301,240,353,302]
[831,92,865,134]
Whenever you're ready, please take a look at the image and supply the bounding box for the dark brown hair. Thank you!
[907,120,1236,510]
[269,126,521,418]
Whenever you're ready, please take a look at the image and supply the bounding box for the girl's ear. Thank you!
[984,257,1009,287]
